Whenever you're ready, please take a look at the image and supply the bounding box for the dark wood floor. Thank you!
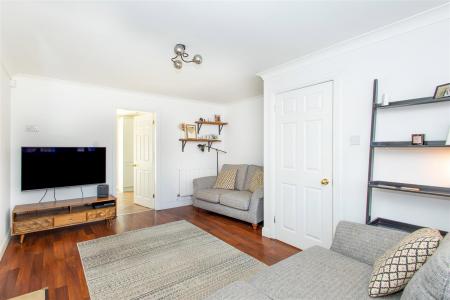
[0,205,299,300]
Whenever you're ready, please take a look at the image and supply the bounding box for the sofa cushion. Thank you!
[244,165,263,191]
[401,233,450,300]
[214,168,238,190]
[368,228,442,297]
[249,246,402,300]
[248,169,263,193]
[221,164,248,190]
[206,281,271,300]
[194,189,233,203]
[220,191,252,211]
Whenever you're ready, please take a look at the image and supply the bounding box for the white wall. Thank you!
[261,6,450,236]
[223,97,264,166]
[0,65,11,256]
[10,75,227,210]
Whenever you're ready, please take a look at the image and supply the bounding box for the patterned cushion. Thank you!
[222,164,248,190]
[214,168,238,190]
[244,165,263,191]
[248,169,263,193]
[401,233,450,299]
[368,228,442,297]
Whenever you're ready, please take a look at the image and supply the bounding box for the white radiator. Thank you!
[178,168,216,197]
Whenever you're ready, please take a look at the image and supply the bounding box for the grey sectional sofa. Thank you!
[192,164,263,228]
[208,221,450,300]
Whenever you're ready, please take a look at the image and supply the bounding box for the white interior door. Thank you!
[133,113,155,208]
[275,81,333,250]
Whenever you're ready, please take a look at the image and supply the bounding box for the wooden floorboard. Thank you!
[0,205,300,300]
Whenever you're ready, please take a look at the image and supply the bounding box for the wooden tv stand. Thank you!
[11,195,117,243]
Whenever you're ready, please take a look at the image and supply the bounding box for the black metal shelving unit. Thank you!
[366,79,450,233]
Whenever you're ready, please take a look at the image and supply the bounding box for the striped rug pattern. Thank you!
[77,220,266,300]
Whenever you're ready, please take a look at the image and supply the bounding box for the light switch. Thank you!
[350,135,360,145]
[25,125,39,133]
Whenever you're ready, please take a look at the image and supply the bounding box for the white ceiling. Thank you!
[1,1,446,102]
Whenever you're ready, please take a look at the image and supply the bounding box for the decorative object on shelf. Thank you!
[171,44,202,69]
[198,144,227,175]
[411,134,425,145]
[446,127,450,146]
[185,124,197,139]
[179,123,187,131]
[214,114,221,122]
[433,83,450,99]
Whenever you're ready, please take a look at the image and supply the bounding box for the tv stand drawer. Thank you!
[54,212,86,227]
[13,217,53,234]
[87,207,115,221]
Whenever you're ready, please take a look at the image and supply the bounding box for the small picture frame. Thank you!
[411,134,425,145]
[185,124,197,139]
[433,83,450,99]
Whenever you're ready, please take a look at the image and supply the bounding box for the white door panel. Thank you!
[275,81,333,250]
[134,114,155,209]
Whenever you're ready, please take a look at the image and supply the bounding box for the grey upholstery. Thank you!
[220,191,252,210]
[193,164,263,225]
[250,246,401,300]
[401,233,450,300]
[205,281,271,300]
[331,221,408,265]
[208,221,448,300]
[221,164,248,191]
[244,165,263,191]
[193,188,232,204]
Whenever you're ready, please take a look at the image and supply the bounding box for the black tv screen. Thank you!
[21,147,106,191]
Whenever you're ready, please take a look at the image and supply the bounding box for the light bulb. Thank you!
[173,60,183,69]
[192,54,202,64]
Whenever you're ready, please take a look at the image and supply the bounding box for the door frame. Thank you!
[262,76,344,242]
[115,109,159,209]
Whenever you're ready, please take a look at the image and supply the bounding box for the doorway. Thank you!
[116,109,156,215]
[275,81,334,249]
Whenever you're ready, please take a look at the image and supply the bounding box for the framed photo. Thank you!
[185,124,197,139]
[433,83,450,99]
[411,134,425,145]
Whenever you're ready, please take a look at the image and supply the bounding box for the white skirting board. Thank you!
[0,232,10,259]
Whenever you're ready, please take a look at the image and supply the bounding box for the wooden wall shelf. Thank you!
[12,195,117,243]
[179,138,221,152]
[371,141,449,148]
[195,121,228,135]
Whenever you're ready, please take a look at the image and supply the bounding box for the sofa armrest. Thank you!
[193,176,217,193]
[330,221,408,265]
[251,186,264,201]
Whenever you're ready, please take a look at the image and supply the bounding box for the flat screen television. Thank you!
[21,147,106,191]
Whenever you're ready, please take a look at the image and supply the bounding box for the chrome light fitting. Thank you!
[171,44,202,69]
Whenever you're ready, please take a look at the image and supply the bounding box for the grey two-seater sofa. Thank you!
[192,164,263,228]
[208,221,450,300]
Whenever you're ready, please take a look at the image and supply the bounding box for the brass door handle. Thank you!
[321,178,329,185]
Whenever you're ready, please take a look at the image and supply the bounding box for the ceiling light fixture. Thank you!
[171,44,202,69]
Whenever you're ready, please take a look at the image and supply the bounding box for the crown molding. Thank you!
[258,3,450,80]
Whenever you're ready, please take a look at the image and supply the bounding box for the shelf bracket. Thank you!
[218,124,224,135]
[197,123,202,134]
[181,140,187,152]
[207,141,213,151]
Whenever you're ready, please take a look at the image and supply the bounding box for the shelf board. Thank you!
[179,138,221,142]
[369,218,447,236]
[179,138,221,152]
[369,181,450,198]
[372,141,449,148]
[194,121,228,125]
[376,96,450,109]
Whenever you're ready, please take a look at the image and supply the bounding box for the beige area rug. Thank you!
[77,220,266,300]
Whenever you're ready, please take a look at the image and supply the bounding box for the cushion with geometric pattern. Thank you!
[248,169,263,193]
[368,228,442,297]
[213,168,238,190]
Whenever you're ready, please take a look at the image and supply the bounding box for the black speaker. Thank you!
[97,184,109,198]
